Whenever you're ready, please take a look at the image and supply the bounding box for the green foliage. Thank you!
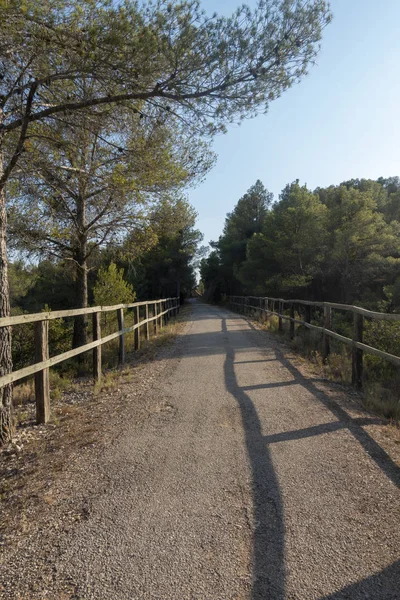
[319,182,400,303]
[210,180,273,297]
[9,260,76,312]
[93,263,136,306]
[125,197,202,299]
[0,0,332,168]
[200,251,224,303]
[240,181,328,294]
[8,261,37,306]
[201,176,400,308]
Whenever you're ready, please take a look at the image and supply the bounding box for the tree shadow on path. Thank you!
[222,317,286,599]
[271,344,400,490]
[221,309,400,599]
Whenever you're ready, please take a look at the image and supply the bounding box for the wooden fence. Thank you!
[228,295,400,389]
[0,297,180,424]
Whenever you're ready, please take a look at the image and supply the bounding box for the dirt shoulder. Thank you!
[0,308,190,599]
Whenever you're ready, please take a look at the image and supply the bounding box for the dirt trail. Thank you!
[2,300,400,599]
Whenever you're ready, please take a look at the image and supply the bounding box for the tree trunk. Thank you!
[72,252,88,349]
[0,142,14,444]
[72,192,88,350]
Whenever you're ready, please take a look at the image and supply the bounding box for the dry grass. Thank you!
[247,311,400,425]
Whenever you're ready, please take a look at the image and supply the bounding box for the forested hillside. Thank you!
[201,177,400,311]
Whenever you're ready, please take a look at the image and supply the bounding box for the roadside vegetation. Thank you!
[201,178,400,423]
[0,0,332,443]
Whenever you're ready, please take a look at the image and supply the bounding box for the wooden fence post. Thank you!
[278,301,283,332]
[352,312,364,388]
[145,302,150,340]
[135,305,141,350]
[154,302,159,335]
[305,304,311,325]
[35,320,50,424]
[117,307,125,366]
[322,305,331,363]
[290,303,295,340]
[92,311,101,383]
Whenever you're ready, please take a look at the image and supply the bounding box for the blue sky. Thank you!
[188,0,400,247]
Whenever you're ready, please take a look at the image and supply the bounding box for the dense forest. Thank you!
[200,177,400,311]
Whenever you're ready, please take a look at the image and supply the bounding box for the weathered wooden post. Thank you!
[322,304,331,363]
[305,304,311,325]
[92,311,102,383]
[134,305,141,350]
[35,320,50,424]
[117,307,125,366]
[145,303,150,340]
[154,302,159,335]
[290,302,295,340]
[278,301,283,332]
[352,312,364,388]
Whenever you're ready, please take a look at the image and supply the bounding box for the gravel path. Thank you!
[4,301,400,599]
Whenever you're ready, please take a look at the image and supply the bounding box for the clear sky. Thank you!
[188,0,400,247]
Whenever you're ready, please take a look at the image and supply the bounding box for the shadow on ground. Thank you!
[194,302,400,598]
[118,300,400,598]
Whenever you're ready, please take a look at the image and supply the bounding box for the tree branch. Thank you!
[0,81,38,189]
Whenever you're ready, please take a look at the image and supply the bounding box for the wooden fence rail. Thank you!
[0,297,180,424]
[228,295,400,389]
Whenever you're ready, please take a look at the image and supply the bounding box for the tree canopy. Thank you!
[201,177,400,307]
